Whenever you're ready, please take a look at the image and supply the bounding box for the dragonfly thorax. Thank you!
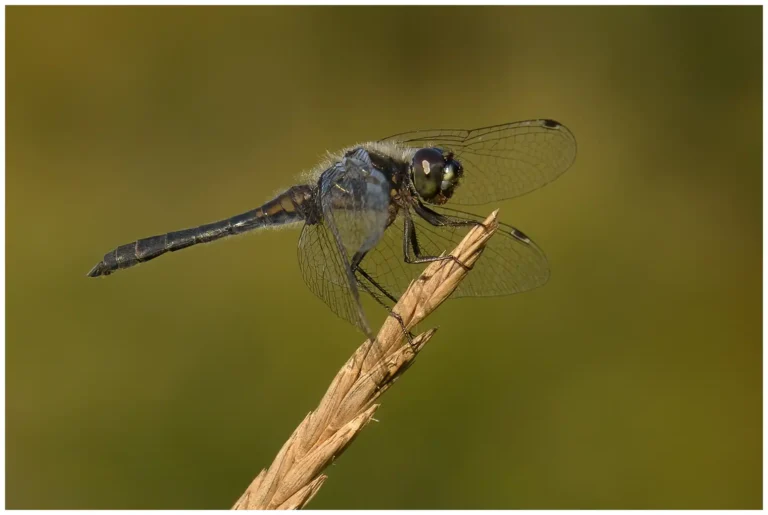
[410,148,463,205]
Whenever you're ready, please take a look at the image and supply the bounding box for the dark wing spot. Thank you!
[510,228,531,243]
[542,119,560,129]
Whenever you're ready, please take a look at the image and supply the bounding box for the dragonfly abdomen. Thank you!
[87,185,316,277]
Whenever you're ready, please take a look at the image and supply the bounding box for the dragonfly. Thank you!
[88,119,577,339]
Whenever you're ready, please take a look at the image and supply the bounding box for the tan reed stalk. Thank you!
[232,210,500,510]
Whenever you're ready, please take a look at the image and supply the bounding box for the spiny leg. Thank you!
[351,252,416,350]
[402,208,478,271]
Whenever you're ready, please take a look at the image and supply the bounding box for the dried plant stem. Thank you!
[232,210,500,510]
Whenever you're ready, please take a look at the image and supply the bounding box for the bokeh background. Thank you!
[6,6,761,509]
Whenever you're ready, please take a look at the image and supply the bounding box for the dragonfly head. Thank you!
[411,148,463,205]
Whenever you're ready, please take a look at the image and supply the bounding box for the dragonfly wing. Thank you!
[381,119,576,205]
[298,148,392,336]
[355,205,550,302]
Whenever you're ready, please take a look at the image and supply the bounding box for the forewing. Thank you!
[358,206,550,302]
[380,119,576,205]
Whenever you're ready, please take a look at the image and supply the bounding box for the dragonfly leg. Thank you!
[351,252,416,350]
[402,208,476,271]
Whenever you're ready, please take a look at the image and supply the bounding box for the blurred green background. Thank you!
[6,6,761,509]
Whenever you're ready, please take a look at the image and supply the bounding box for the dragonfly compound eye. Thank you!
[411,148,447,202]
[440,159,463,198]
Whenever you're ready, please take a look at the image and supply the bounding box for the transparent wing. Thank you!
[297,148,392,336]
[357,206,550,303]
[298,221,365,331]
[380,119,576,205]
